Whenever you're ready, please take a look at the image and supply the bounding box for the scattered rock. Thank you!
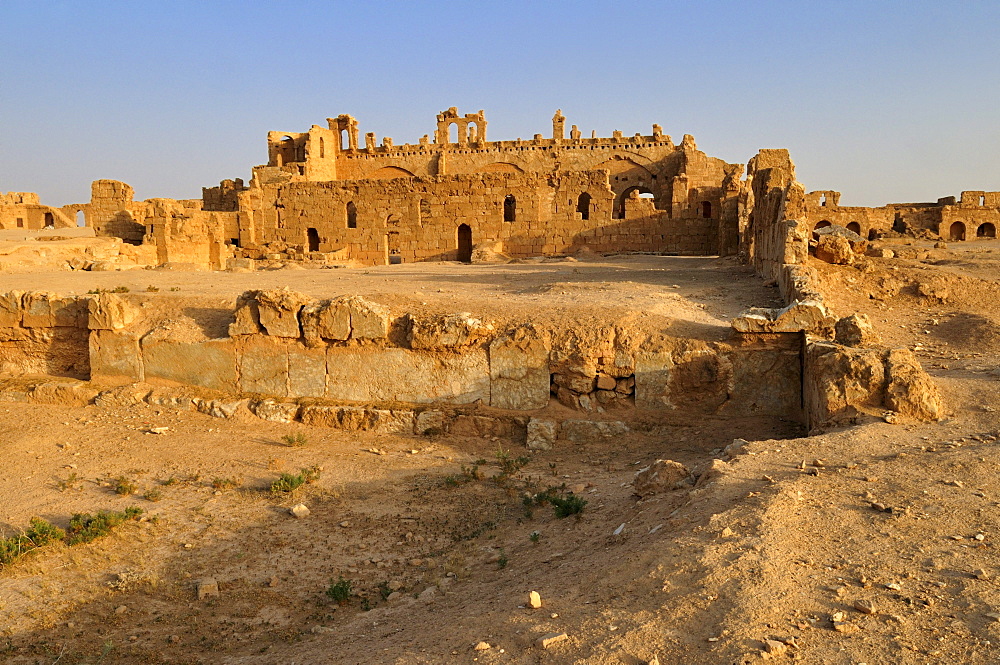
[815,235,854,265]
[853,599,875,615]
[473,642,491,651]
[290,503,310,519]
[197,579,219,600]
[535,632,568,649]
[835,313,880,347]
[633,459,692,496]
[529,590,542,609]
[527,419,558,450]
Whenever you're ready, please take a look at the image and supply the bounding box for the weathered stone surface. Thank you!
[197,579,219,600]
[229,291,263,336]
[21,292,56,327]
[489,324,550,410]
[731,299,832,334]
[815,235,854,265]
[237,336,288,396]
[290,503,310,518]
[145,388,194,410]
[535,632,568,649]
[559,419,628,443]
[414,409,447,435]
[300,405,413,433]
[884,348,943,421]
[94,383,151,408]
[719,342,802,419]
[450,414,526,441]
[142,335,238,393]
[0,292,23,328]
[633,459,692,496]
[250,399,299,423]
[87,293,137,330]
[256,288,312,338]
[409,313,492,349]
[835,313,880,347]
[346,296,390,340]
[526,418,557,450]
[287,343,327,398]
[29,380,98,406]
[804,342,886,426]
[301,299,351,344]
[326,347,489,404]
[89,329,143,383]
[634,350,674,410]
[195,397,248,419]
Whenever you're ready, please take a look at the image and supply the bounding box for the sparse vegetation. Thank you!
[326,576,352,605]
[211,477,239,490]
[145,284,159,292]
[87,286,130,294]
[143,488,163,502]
[112,476,138,496]
[280,433,308,447]
[550,493,587,518]
[529,530,541,543]
[56,472,80,492]
[65,507,143,545]
[0,518,65,567]
[497,549,508,569]
[270,466,321,493]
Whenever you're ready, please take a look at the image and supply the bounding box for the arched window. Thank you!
[577,192,592,220]
[347,201,358,229]
[701,201,712,218]
[846,222,861,235]
[976,222,995,238]
[503,195,516,222]
[949,221,966,241]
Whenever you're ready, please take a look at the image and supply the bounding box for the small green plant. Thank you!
[65,507,143,545]
[326,576,352,605]
[551,493,587,518]
[497,549,508,570]
[57,472,79,492]
[360,597,372,611]
[211,477,239,490]
[0,518,66,567]
[494,445,531,479]
[378,581,392,600]
[270,466,321,493]
[145,285,159,293]
[113,476,138,496]
[280,433,308,447]
[549,462,558,477]
[111,285,130,293]
[161,476,179,486]
[143,489,163,502]
[529,530,541,543]
[169,286,180,292]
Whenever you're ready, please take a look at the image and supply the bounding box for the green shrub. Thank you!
[0,518,66,567]
[270,466,321,493]
[143,489,163,502]
[66,507,143,545]
[280,433,308,447]
[113,476,138,496]
[326,577,352,605]
[550,494,587,518]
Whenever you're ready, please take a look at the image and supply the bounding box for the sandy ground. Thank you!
[1,238,1000,664]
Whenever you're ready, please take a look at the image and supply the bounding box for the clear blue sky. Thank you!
[2,0,998,207]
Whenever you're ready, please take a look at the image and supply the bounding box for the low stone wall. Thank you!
[0,288,805,426]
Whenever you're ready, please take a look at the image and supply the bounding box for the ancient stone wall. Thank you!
[0,191,76,230]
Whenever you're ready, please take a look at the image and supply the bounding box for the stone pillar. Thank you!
[552,109,566,140]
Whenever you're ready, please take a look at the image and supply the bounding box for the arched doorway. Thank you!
[977,222,996,238]
[346,202,357,228]
[577,192,591,220]
[813,220,831,239]
[846,221,861,235]
[43,212,54,228]
[949,221,966,241]
[307,228,320,252]
[457,224,472,262]
[76,210,86,227]
[615,186,653,219]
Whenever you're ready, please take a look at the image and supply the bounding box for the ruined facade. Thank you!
[0,191,80,231]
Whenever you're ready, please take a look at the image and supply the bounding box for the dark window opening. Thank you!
[577,192,592,220]
[701,201,712,218]
[230,238,240,247]
[977,222,996,238]
[16,217,23,228]
[949,221,966,241]
[307,227,320,252]
[44,212,54,228]
[347,201,357,228]
[503,195,516,222]
[846,221,861,235]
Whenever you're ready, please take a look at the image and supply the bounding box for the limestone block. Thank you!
[634,350,674,410]
[301,299,350,345]
[21,292,56,327]
[287,343,327,398]
[526,419,557,450]
[52,297,88,328]
[731,300,832,334]
[145,388,194,410]
[238,336,288,396]
[450,415,526,441]
[29,381,98,407]
[719,344,801,419]
[250,399,300,423]
[256,288,312,338]
[229,291,263,336]
[195,397,248,419]
[346,296,390,340]
[0,292,23,327]
[489,324,550,410]
[87,293,137,331]
[300,405,412,433]
[142,335,238,393]
[884,349,943,421]
[803,342,885,426]
[326,347,489,404]
[835,314,880,347]
[409,313,493,349]
[633,459,692,496]
[89,329,144,383]
[94,384,151,408]
[559,420,628,443]
[414,409,447,435]
[815,235,853,265]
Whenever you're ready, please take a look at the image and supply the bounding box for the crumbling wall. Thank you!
[0,292,90,378]
[0,191,76,230]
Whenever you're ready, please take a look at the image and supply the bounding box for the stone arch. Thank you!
[363,166,416,179]
[846,221,861,235]
[76,210,86,227]
[615,185,654,220]
[503,195,517,222]
[596,158,657,219]
[577,192,592,220]
[457,224,472,262]
[949,221,966,241]
[476,162,525,174]
[977,222,996,238]
[346,201,358,229]
[276,136,296,166]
